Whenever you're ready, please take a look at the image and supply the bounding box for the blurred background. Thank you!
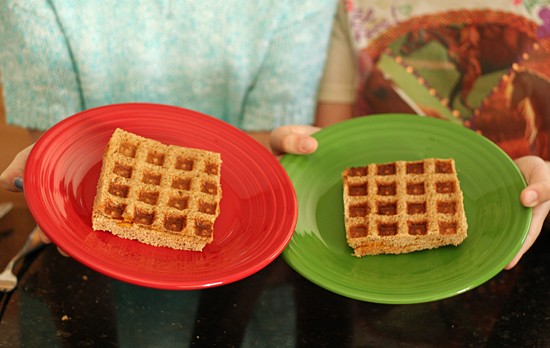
[0,84,33,208]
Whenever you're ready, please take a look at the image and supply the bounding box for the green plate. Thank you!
[281,114,532,304]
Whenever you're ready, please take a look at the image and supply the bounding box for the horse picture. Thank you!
[400,25,536,112]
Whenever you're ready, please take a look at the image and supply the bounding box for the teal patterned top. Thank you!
[0,0,337,131]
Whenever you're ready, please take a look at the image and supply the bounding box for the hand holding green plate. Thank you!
[281,114,531,304]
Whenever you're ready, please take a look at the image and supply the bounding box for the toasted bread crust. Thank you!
[92,128,222,251]
[343,158,467,256]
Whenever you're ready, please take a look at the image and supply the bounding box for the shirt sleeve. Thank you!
[240,1,338,131]
[317,0,357,104]
[0,1,82,130]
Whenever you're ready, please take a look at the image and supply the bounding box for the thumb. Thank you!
[0,144,34,192]
[269,125,320,157]
[515,156,550,207]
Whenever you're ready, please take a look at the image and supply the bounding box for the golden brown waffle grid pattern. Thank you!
[342,158,467,257]
[92,129,222,251]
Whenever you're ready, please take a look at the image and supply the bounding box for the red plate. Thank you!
[24,103,297,289]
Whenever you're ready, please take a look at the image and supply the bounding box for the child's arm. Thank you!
[315,102,354,128]
[315,0,357,127]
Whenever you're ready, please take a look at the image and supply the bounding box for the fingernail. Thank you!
[299,138,317,153]
[14,177,23,191]
[524,190,538,206]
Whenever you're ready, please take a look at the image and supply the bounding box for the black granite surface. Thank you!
[1,206,549,348]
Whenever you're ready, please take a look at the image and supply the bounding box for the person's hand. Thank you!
[269,125,320,158]
[0,144,33,192]
[505,156,550,269]
[1,144,68,255]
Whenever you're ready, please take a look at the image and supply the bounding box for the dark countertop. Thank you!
[1,206,549,348]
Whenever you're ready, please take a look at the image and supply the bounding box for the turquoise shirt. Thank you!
[0,0,337,131]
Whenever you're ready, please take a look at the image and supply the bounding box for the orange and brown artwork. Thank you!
[354,9,550,160]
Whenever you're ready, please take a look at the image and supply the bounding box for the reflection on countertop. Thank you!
[1,206,550,348]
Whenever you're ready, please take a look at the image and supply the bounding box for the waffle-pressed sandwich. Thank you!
[92,129,222,251]
[342,158,467,257]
